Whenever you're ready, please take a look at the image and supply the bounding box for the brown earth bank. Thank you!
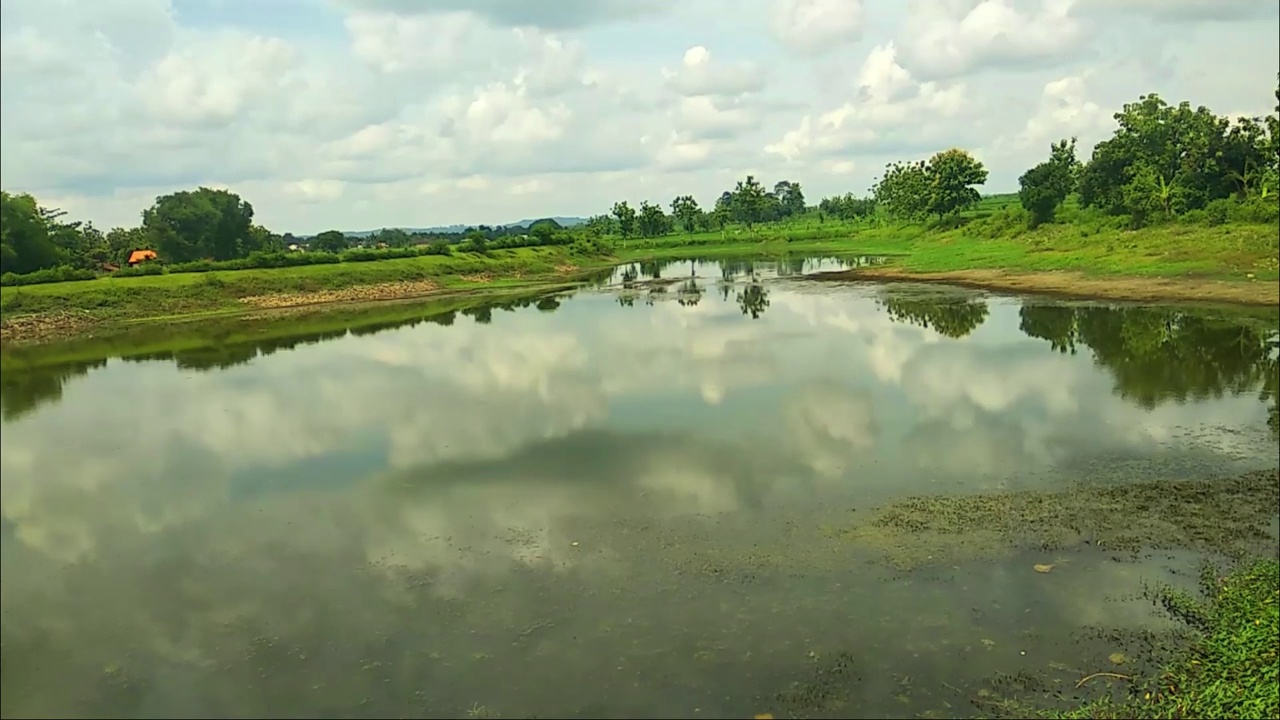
[0,310,99,345]
[236,279,443,310]
[810,267,1280,306]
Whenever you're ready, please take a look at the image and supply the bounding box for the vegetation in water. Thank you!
[976,559,1279,720]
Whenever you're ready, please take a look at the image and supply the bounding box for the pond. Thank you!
[2,257,1278,719]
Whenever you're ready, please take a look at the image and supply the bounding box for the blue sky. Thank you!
[1,0,1277,233]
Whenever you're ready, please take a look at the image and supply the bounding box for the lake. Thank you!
[2,257,1277,719]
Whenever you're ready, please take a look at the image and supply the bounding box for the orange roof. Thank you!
[128,249,157,264]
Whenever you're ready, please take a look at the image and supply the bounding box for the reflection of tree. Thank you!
[618,294,636,308]
[640,261,662,280]
[535,297,561,313]
[1018,304,1280,431]
[736,284,770,319]
[620,265,639,287]
[1018,305,1079,354]
[677,279,703,307]
[0,359,105,421]
[461,306,493,324]
[879,296,990,339]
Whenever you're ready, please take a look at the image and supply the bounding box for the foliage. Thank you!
[611,201,637,238]
[872,160,931,220]
[729,175,772,231]
[671,195,701,235]
[924,148,989,216]
[142,187,260,262]
[1019,138,1082,226]
[636,201,672,238]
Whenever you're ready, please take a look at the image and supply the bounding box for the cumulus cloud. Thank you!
[663,46,766,98]
[771,0,867,55]
[765,43,974,162]
[1071,0,1280,23]
[339,0,677,29]
[0,0,1275,230]
[897,0,1087,80]
[1015,74,1114,149]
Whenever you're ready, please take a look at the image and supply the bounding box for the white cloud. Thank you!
[0,0,1275,231]
[897,0,1087,80]
[771,0,867,55]
[1015,74,1114,150]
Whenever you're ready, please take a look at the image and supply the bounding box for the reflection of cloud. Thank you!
[2,282,1273,575]
[784,381,878,479]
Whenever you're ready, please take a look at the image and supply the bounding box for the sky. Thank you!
[1,0,1277,234]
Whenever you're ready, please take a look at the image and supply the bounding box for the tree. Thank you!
[0,191,67,274]
[924,148,988,217]
[141,187,254,262]
[773,181,806,217]
[311,230,349,253]
[585,214,616,236]
[670,195,701,235]
[636,201,671,238]
[871,161,930,220]
[611,201,637,239]
[729,175,770,232]
[374,228,412,247]
[1018,137,1081,226]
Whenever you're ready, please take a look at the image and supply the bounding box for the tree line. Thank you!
[0,187,609,286]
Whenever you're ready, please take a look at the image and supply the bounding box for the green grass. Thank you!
[0,246,591,321]
[1046,559,1279,720]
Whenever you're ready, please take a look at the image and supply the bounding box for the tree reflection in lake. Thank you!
[877,293,990,339]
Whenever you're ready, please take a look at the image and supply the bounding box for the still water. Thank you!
[2,257,1277,719]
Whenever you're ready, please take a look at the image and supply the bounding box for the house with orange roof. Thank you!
[127,249,158,266]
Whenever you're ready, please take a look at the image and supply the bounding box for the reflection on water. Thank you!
[1,257,1277,719]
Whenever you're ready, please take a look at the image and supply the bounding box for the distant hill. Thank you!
[327,216,587,239]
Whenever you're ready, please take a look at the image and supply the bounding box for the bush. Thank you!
[1229,197,1280,225]
[0,265,98,286]
[1179,209,1209,225]
[1205,198,1233,226]
[113,262,166,277]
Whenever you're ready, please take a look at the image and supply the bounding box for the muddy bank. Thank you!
[810,267,1280,306]
[0,310,101,345]
[236,279,443,310]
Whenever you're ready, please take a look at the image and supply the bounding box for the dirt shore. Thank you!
[811,267,1280,306]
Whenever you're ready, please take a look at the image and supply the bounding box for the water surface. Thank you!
[2,257,1277,719]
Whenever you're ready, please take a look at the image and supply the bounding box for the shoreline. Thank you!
[3,261,1277,347]
[810,266,1280,307]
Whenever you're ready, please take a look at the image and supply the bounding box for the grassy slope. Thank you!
[0,246,587,321]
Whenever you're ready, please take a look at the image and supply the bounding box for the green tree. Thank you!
[141,187,254,262]
[0,191,67,274]
[670,195,701,235]
[374,228,412,247]
[773,181,806,217]
[585,214,616,236]
[636,201,671,238]
[1018,137,1081,226]
[311,230,349,253]
[729,175,770,232]
[611,201,637,239]
[871,161,930,220]
[924,148,988,217]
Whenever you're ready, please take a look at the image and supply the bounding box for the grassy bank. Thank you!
[1047,558,1278,720]
[0,246,605,343]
